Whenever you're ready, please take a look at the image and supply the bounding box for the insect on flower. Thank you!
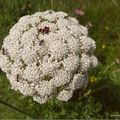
[16,74,19,82]
[38,26,50,34]
[1,48,6,55]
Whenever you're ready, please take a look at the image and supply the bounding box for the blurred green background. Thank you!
[0,0,120,119]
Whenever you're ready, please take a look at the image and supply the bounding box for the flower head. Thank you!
[0,10,97,104]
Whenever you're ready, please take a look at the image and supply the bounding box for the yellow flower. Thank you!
[90,76,97,83]
[105,26,109,30]
[102,44,106,49]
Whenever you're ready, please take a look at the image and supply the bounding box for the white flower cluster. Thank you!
[0,10,98,104]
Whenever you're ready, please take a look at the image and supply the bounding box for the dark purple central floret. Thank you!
[38,26,50,34]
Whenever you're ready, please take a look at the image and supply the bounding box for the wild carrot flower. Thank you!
[0,10,97,104]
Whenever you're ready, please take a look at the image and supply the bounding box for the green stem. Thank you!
[103,61,115,73]
[50,0,54,10]
[79,85,108,100]
[0,99,34,118]
[91,85,108,93]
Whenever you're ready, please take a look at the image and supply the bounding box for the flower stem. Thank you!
[0,99,34,118]
[50,0,54,10]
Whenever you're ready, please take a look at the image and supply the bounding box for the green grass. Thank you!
[0,0,120,119]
